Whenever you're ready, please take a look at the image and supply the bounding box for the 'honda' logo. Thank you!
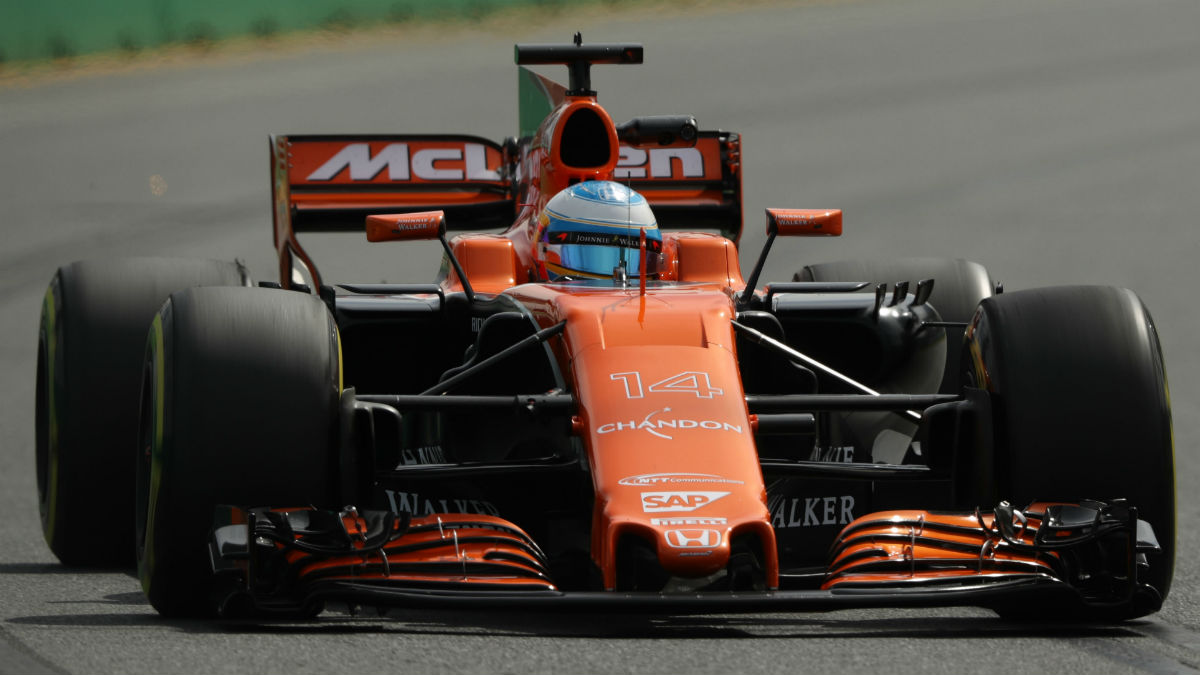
[664,529,722,549]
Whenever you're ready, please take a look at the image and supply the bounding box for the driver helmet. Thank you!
[538,181,662,281]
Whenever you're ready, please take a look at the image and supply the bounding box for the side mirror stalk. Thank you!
[366,210,475,303]
[738,208,843,310]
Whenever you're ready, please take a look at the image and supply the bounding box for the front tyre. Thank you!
[964,286,1174,617]
[36,258,248,566]
[136,287,341,617]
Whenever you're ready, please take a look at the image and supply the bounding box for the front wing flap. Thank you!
[821,499,1163,617]
[210,507,557,615]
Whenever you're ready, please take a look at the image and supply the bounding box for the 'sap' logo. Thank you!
[640,491,730,513]
[664,529,723,549]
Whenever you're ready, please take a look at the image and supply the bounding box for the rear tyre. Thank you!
[36,258,248,567]
[136,287,341,617]
[964,286,1174,617]
[796,258,993,393]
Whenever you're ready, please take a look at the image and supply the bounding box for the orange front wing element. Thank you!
[824,509,1057,588]
[822,501,1147,597]
[294,513,555,589]
[211,507,557,615]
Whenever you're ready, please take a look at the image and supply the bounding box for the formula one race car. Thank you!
[36,37,1174,621]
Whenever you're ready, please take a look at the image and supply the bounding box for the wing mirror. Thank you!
[739,208,844,309]
[364,210,475,301]
[366,211,446,242]
[765,208,842,237]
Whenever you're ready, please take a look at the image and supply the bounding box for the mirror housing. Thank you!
[765,208,842,237]
[616,115,699,148]
[366,211,446,242]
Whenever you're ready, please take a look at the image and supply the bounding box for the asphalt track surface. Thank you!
[2,0,1200,672]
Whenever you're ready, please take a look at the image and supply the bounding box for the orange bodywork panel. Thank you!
[537,97,621,187]
[505,283,777,589]
[441,234,526,294]
[661,232,747,288]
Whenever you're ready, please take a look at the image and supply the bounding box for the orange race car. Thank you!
[37,37,1173,621]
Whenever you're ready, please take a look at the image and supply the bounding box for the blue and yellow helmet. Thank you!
[539,181,662,281]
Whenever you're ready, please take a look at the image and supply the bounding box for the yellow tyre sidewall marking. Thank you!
[140,313,166,595]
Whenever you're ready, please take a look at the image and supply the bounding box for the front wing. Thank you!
[209,500,1163,618]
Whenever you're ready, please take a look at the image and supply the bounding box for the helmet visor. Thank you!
[555,242,659,278]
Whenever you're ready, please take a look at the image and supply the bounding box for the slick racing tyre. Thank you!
[136,286,341,617]
[964,286,1174,618]
[796,258,993,394]
[36,258,249,567]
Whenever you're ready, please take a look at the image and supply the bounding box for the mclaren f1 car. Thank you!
[36,37,1174,621]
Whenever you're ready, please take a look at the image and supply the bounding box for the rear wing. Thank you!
[270,134,513,288]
